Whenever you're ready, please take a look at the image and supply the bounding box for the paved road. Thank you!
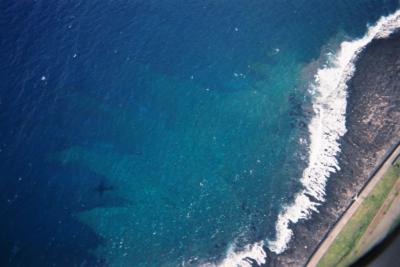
[306,144,400,267]
[357,177,400,253]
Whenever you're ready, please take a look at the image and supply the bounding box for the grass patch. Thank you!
[317,160,400,267]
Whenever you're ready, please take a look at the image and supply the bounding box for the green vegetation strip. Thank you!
[317,160,400,267]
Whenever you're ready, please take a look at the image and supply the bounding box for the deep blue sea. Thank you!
[0,1,398,266]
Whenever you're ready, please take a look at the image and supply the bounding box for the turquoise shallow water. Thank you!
[0,1,398,266]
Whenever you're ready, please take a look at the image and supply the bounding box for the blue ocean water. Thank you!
[0,1,398,266]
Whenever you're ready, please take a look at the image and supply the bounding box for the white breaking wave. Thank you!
[267,9,400,254]
[204,9,400,267]
[201,241,266,267]
[218,242,266,267]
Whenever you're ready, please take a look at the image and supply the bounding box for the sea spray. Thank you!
[206,9,400,266]
[268,9,400,254]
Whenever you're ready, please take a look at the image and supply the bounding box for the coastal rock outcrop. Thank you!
[270,31,400,267]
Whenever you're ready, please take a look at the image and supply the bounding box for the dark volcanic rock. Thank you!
[266,32,400,266]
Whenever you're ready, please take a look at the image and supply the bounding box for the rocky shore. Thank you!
[266,31,400,267]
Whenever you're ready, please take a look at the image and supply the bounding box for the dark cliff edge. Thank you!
[266,31,400,266]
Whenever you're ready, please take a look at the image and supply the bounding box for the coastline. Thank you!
[307,142,400,267]
[265,26,400,266]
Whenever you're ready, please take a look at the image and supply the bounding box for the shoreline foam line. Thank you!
[217,241,266,267]
[203,9,400,267]
[267,9,400,254]
[201,241,266,267]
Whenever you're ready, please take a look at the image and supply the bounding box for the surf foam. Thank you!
[267,9,400,254]
[201,241,266,267]
[204,9,400,266]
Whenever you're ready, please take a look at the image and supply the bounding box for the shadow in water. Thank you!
[0,157,131,267]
